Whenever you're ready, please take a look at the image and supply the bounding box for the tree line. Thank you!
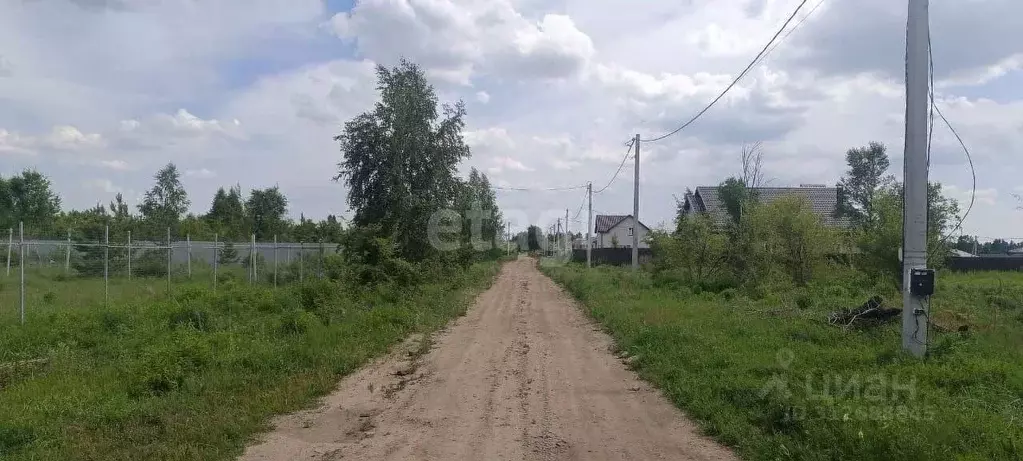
[0,165,343,244]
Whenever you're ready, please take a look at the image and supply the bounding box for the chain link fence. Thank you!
[1,223,337,325]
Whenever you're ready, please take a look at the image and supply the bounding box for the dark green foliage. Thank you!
[0,169,61,234]
[334,59,472,263]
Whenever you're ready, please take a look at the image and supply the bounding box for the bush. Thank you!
[133,248,169,278]
[649,215,727,288]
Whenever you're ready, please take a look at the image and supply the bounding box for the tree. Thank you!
[220,241,239,263]
[526,225,543,251]
[109,193,129,219]
[206,185,245,238]
[854,181,961,281]
[651,214,727,287]
[0,170,61,234]
[454,168,502,249]
[717,177,752,227]
[334,59,471,262]
[245,186,288,240]
[740,142,765,188]
[836,141,895,227]
[138,163,189,238]
[762,196,832,286]
[611,234,620,248]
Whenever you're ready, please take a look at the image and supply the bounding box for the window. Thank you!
[628,227,634,236]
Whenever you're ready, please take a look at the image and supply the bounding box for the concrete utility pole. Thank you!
[902,0,931,358]
[556,219,561,257]
[565,208,570,256]
[587,182,592,268]
[632,133,640,270]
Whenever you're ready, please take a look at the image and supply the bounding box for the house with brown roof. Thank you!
[592,214,651,249]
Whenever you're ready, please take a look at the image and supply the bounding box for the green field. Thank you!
[543,263,1023,460]
[0,261,502,460]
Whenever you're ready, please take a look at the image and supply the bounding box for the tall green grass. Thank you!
[544,264,1023,460]
[0,262,501,460]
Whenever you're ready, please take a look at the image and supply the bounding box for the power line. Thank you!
[929,29,976,244]
[570,189,587,222]
[594,140,635,194]
[756,0,827,67]
[493,184,587,191]
[643,0,809,143]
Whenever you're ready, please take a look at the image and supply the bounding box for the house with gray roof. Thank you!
[592,214,651,249]
[681,184,850,228]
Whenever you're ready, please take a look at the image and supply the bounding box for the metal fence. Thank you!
[2,223,339,325]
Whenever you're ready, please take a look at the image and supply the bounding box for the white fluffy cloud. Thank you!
[2,0,1023,238]
[329,0,594,84]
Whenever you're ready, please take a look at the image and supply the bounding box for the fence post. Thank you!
[166,228,171,294]
[273,234,278,288]
[213,233,218,294]
[299,241,304,282]
[187,234,192,279]
[19,222,25,324]
[127,230,132,281]
[65,230,71,273]
[250,234,256,284]
[6,228,12,276]
[104,224,109,306]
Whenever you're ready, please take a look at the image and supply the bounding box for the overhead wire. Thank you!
[755,0,827,67]
[493,184,588,191]
[642,0,809,143]
[593,139,636,194]
[929,29,976,245]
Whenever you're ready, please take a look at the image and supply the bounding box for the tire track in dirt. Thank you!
[238,257,735,461]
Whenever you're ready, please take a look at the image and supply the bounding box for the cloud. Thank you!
[84,178,121,194]
[99,159,131,170]
[489,156,533,174]
[4,0,1023,239]
[185,168,217,179]
[0,54,12,77]
[329,0,594,84]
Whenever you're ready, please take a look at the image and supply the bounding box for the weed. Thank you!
[0,261,502,460]
[544,263,1023,460]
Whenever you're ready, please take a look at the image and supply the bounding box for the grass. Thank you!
[543,264,1023,460]
[0,261,503,460]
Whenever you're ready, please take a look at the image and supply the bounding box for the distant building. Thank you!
[592,215,650,249]
[681,184,850,228]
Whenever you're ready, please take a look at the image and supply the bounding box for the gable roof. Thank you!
[594,214,650,233]
[687,186,850,228]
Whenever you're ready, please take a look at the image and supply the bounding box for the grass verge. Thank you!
[0,261,502,460]
[543,264,1023,460]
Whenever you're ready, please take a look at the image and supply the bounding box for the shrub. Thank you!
[649,214,727,288]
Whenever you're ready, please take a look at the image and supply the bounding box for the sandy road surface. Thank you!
[239,258,735,461]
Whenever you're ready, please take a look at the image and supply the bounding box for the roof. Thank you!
[685,186,850,228]
[594,214,649,233]
[951,249,976,257]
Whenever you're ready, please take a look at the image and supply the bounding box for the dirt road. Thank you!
[239,258,735,460]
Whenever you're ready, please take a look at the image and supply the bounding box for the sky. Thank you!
[2,0,1023,240]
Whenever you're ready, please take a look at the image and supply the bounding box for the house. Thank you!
[592,215,650,249]
[681,184,850,228]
